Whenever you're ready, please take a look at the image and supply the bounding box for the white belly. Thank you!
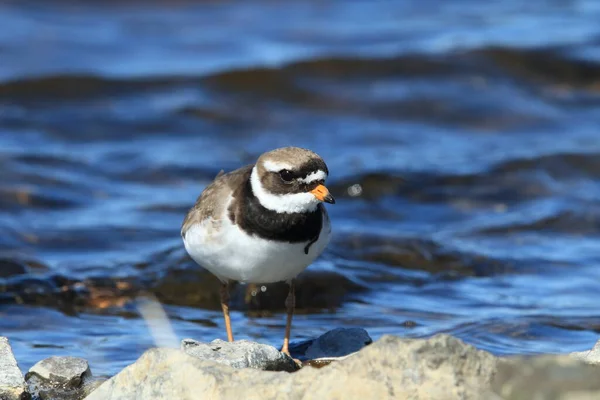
[183,199,331,283]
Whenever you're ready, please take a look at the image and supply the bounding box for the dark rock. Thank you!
[0,259,28,278]
[0,337,30,400]
[242,270,366,312]
[152,268,222,309]
[25,356,92,400]
[289,328,372,362]
[181,338,299,372]
[0,274,140,314]
[152,268,365,312]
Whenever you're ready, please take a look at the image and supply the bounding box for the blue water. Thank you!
[1,0,600,376]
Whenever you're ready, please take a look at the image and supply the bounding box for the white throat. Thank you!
[250,166,321,214]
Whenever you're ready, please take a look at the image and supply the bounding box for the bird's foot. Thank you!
[282,348,303,368]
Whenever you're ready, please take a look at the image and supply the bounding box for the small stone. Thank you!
[181,338,298,372]
[305,328,372,360]
[570,340,600,365]
[288,328,372,362]
[0,337,30,400]
[26,356,90,388]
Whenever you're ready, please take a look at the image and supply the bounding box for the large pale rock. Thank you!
[570,339,600,365]
[0,337,30,400]
[181,338,298,372]
[85,334,498,400]
[493,355,600,399]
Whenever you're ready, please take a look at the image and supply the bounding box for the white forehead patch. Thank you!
[297,170,327,184]
[250,166,320,213]
[263,159,327,184]
[263,160,293,173]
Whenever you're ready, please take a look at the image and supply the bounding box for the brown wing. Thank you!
[181,164,253,238]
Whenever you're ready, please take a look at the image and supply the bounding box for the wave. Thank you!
[2,46,599,100]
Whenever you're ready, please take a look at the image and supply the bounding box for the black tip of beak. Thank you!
[324,194,335,204]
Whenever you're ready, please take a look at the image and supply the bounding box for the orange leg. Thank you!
[281,280,295,355]
[220,282,234,342]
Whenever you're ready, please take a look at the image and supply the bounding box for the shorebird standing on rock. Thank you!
[181,147,334,355]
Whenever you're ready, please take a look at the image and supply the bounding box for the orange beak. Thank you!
[310,184,335,204]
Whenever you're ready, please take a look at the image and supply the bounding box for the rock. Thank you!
[570,339,600,365]
[0,259,28,278]
[492,355,600,399]
[86,334,498,400]
[27,357,90,387]
[25,356,93,400]
[79,378,106,396]
[0,337,30,400]
[289,327,372,361]
[181,338,298,372]
[25,375,100,400]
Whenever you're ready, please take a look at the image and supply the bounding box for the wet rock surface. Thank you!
[0,262,363,317]
[289,327,372,362]
[181,338,299,372]
[0,337,30,400]
[153,267,366,313]
[25,356,99,400]
[86,334,499,400]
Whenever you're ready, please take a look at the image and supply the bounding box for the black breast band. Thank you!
[229,179,323,251]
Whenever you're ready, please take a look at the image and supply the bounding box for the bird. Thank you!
[181,147,335,356]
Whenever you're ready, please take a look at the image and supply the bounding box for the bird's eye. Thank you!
[279,169,294,182]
